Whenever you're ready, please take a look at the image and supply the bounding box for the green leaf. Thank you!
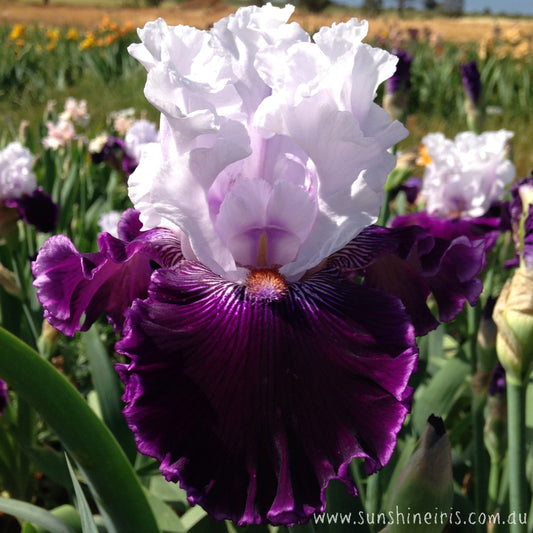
[411,357,471,435]
[181,506,208,531]
[149,475,189,511]
[143,487,186,533]
[0,327,159,533]
[0,496,76,533]
[81,327,136,462]
[65,455,99,533]
[31,505,82,533]
[23,445,71,490]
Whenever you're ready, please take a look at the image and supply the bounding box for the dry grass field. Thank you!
[1,0,533,41]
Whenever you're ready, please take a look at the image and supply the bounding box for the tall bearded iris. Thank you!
[0,142,58,234]
[32,5,485,526]
[393,130,515,249]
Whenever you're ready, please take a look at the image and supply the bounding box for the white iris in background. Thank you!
[420,130,515,219]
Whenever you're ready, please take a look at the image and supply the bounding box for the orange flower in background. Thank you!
[66,28,80,41]
[513,40,531,59]
[10,24,26,41]
[120,22,135,36]
[46,28,60,41]
[416,143,432,167]
[503,25,523,45]
[80,32,96,50]
[100,15,111,29]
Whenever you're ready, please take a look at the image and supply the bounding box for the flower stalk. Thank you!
[506,379,528,533]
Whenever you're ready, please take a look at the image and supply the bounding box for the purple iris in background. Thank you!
[90,120,159,177]
[460,60,482,106]
[0,142,58,233]
[393,130,515,250]
[386,49,413,94]
[383,49,413,120]
[32,5,485,526]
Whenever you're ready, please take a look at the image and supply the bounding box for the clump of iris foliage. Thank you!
[0,6,531,533]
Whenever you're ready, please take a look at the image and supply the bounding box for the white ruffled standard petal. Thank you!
[128,4,408,283]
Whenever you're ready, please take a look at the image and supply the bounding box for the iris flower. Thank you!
[33,5,485,525]
[90,120,159,177]
[393,130,515,249]
[0,142,58,233]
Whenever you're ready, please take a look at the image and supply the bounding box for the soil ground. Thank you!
[1,0,533,42]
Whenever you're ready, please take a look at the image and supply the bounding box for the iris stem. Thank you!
[487,459,503,512]
[466,302,487,532]
[506,379,528,533]
[377,190,392,227]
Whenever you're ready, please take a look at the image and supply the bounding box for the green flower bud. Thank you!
[493,269,533,385]
[384,415,453,533]
[0,263,22,299]
[37,320,60,360]
[484,393,507,463]
[0,205,21,248]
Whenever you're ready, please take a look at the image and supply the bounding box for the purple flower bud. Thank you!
[489,363,506,397]
[386,49,413,94]
[460,60,482,105]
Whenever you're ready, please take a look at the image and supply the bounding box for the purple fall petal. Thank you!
[5,188,58,233]
[331,225,485,336]
[116,261,418,525]
[32,210,182,336]
[392,210,502,251]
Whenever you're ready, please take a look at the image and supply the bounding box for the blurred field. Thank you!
[1,0,533,39]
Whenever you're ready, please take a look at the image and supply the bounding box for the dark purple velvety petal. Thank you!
[330,225,485,336]
[0,379,7,416]
[5,188,58,233]
[32,210,182,336]
[116,261,418,525]
[392,210,501,251]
